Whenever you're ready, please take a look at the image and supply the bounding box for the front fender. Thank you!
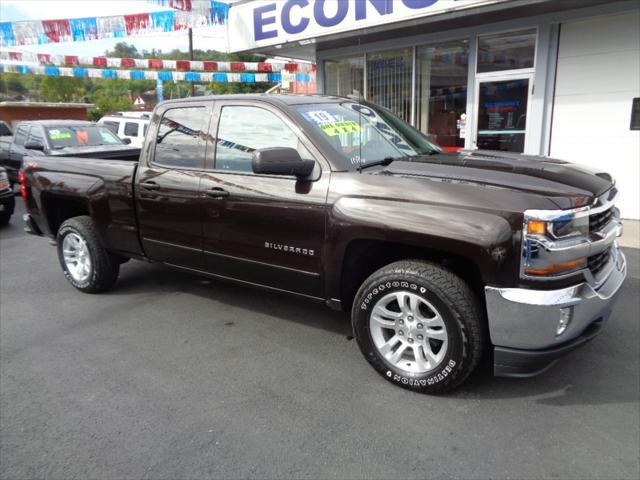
[324,197,519,301]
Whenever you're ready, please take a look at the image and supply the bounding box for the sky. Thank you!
[0,0,228,57]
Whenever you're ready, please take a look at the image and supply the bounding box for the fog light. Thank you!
[556,307,573,336]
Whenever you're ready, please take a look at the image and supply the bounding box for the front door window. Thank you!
[476,78,530,152]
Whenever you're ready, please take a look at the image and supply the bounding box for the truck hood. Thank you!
[377,150,613,208]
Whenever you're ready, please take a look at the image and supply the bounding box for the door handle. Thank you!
[140,181,160,191]
[205,187,230,198]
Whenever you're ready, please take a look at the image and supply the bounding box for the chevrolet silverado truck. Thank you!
[20,95,626,393]
[0,120,138,186]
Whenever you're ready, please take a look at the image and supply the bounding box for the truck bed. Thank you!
[23,155,143,257]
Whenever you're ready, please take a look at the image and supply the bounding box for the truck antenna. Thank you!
[354,89,363,173]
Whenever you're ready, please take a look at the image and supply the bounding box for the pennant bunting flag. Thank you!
[0,62,315,84]
[0,1,229,46]
[0,50,316,73]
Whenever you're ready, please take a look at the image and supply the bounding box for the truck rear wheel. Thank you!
[352,260,486,394]
[56,216,119,293]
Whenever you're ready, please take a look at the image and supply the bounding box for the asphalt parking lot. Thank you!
[1,199,639,480]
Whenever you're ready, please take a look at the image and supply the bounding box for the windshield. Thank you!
[46,126,123,149]
[296,101,441,168]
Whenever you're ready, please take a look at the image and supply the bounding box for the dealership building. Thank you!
[228,0,640,219]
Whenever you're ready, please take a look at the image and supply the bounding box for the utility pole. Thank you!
[188,28,195,97]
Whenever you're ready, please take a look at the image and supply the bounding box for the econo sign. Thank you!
[228,0,508,52]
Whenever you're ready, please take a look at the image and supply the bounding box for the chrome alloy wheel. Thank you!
[369,291,448,374]
[62,233,92,283]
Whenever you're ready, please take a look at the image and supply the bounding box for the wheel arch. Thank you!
[336,238,487,313]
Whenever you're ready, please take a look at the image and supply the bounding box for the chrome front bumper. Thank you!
[485,245,627,376]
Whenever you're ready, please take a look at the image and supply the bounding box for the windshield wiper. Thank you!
[358,156,407,172]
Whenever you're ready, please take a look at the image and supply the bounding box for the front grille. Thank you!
[589,207,614,233]
[588,249,611,275]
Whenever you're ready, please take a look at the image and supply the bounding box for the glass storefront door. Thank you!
[475,77,531,152]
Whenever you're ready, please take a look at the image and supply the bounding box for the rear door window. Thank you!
[124,122,139,137]
[153,107,208,169]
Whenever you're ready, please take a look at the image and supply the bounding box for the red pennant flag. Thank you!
[124,13,150,35]
[42,19,71,43]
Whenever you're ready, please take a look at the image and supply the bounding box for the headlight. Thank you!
[522,208,590,278]
[527,215,589,240]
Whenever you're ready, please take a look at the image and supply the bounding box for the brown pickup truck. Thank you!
[21,94,627,393]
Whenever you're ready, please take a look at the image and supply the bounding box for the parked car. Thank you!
[0,121,12,139]
[97,112,151,148]
[0,167,15,225]
[21,95,626,394]
[0,120,139,186]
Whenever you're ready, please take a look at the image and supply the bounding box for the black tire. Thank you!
[352,260,486,394]
[56,216,119,293]
[0,212,10,226]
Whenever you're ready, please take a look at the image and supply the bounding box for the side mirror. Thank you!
[121,137,132,145]
[24,141,45,151]
[252,147,315,178]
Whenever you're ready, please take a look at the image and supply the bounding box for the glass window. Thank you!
[102,121,120,134]
[477,78,529,152]
[477,29,536,73]
[416,40,469,151]
[154,107,208,169]
[367,48,413,123]
[214,106,310,173]
[124,122,139,137]
[324,56,364,97]
[631,98,640,131]
[27,127,44,145]
[297,101,440,169]
[143,123,149,136]
[14,126,28,146]
[46,126,123,149]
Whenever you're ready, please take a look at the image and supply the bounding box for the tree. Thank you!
[40,76,84,102]
[106,42,140,58]
[87,78,134,120]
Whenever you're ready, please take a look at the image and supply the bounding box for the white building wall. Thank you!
[550,11,640,219]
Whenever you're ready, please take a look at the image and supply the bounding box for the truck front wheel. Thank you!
[352,260,486,394]
[56,216,119,293]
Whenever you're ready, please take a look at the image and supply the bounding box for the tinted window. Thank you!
[27,126,44,145]
[154,107,208,169]
[14,126,28,146]
[124,122,139,137]
[0,122,11,136]
[477,29,536,73]
[214,106,309,172]
[46,126,122,149]
[143,123,148,136]
[102,121,119,134]
[631,98,640,131]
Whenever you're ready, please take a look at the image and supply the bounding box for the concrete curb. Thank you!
[620,219,640,249]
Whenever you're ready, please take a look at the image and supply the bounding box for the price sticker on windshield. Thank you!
[320,121,363,136]
[48,130,72,140]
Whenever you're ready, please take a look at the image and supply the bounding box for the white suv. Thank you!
[98,112,151,148]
